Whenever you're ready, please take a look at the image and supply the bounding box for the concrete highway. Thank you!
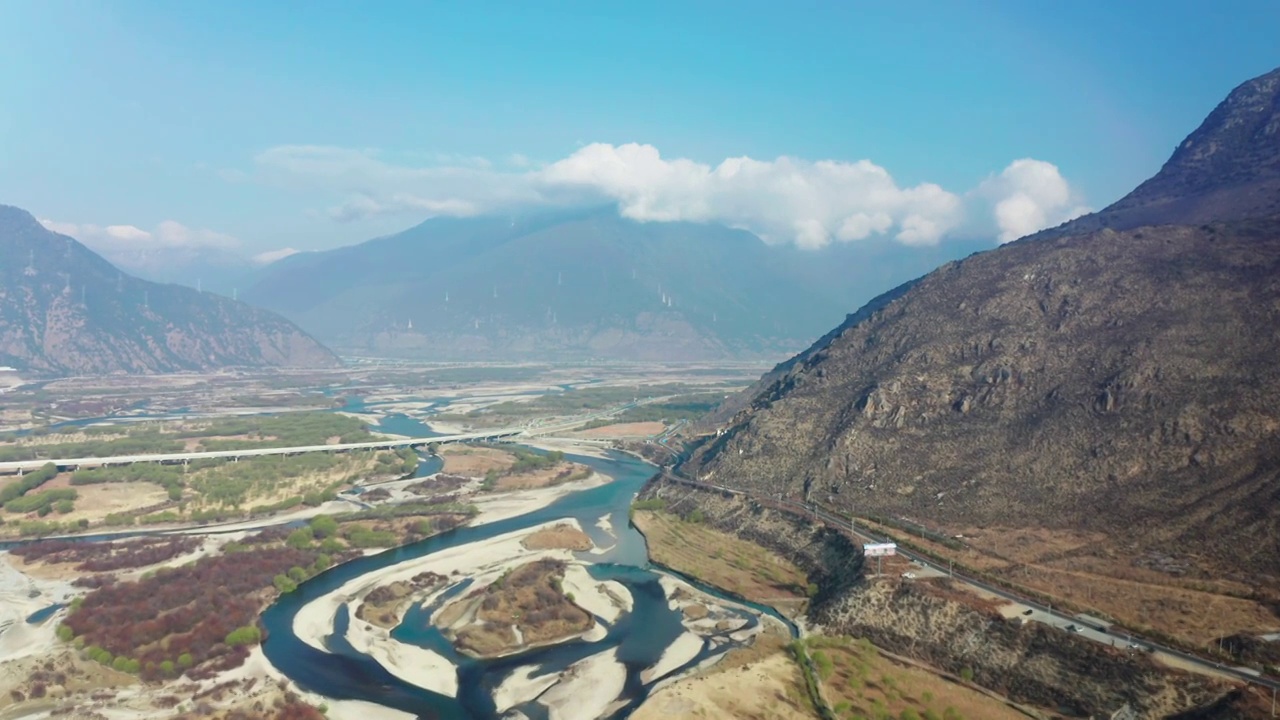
[0,399,661,475]
[0,428,523,475]
[657,471,1280,694]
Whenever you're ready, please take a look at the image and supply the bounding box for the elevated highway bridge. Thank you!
[0,397,667,475]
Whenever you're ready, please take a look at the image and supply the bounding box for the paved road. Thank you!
[658,472,1280,693]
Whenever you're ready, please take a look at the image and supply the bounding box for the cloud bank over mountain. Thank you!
[250,143,1089,248]
[38,219,239,252]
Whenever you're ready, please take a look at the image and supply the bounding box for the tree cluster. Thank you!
[62,545,329,680]
[0,463,58,503]
[12,536,200,571]
[4,487,77,515]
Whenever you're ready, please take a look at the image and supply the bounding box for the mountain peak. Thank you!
[0,204,41,228]
[1037,66,1280,238]
[1122,66,1280,205]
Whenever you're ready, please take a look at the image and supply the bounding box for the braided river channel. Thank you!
[259,449,797,720]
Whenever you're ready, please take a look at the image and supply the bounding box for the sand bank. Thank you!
[493,664,560,713]
[539,648,627,720]
[641,631,705,684]
[346,614,459,698]
[472,472,609,524]
[0,554,76,665]
[561,564,631,624]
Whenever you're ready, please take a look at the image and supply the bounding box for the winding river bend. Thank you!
[261,450,795,720]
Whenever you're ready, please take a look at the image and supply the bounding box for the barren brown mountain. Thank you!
[686,66,1280,584]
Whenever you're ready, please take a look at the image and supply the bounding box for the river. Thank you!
[260,449,795,720]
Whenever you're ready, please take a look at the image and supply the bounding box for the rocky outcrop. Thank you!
[0,204,339,375]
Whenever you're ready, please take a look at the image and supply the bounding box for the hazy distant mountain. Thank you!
[0,205,339,376]
[96,245,257,297]
[687,66,1280,577]
[243,208,988,361]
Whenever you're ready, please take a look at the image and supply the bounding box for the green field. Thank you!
[439,384,733,427]
[0,412,373,461]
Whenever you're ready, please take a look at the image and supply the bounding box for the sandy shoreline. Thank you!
[471,470,611,524]
[540,648,628,720]
[346,614,459,698]
[288,512,606,700]
[641,631,705,684]
[492,664,560,713]
[0,554,75,666]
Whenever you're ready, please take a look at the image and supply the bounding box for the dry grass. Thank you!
[49,482,169,526]
[521,524,593,551]
[355,581,417,628]
[492,462,590,491]
[574,421,666,438]
[439,446,516,476]
[631,645,814,720]
[866,520,1280,647]
[633,510,809,616]
[998,565,1278,645]
[710,622,794,673]
[806,635,1030,720]
[442,559,593,657]
[0,648,137,715]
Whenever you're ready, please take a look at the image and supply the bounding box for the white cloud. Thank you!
[976,159,1092,244]
[40,218,239,251]
[246,143,1088,248]
[252,247,301,265]
[254,145,545,225]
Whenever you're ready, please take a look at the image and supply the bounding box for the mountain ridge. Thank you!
[686,65,1280,580]
[1035,66,1280,238]
[244,207,990,361]
[0,205,339,376]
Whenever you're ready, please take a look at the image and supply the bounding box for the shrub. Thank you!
[286,527,314,549]
[274,574,298,594]
[309,515,338,538]
[224,626,261,647]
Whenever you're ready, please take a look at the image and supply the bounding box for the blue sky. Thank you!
[1,0,1277,261]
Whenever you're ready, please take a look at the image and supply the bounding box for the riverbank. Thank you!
[0,555,75,666]
[289,514,603,697]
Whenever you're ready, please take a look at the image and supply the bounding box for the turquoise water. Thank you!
[259,450,793,719]
[25,603,64,624]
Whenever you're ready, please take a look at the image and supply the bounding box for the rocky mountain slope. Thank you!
[685,66,1280,580]
[242,208,986,361]
[0,205,339,375]
[1044,66,1280,235]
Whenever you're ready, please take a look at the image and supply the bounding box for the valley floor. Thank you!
[632,507,1037,720]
